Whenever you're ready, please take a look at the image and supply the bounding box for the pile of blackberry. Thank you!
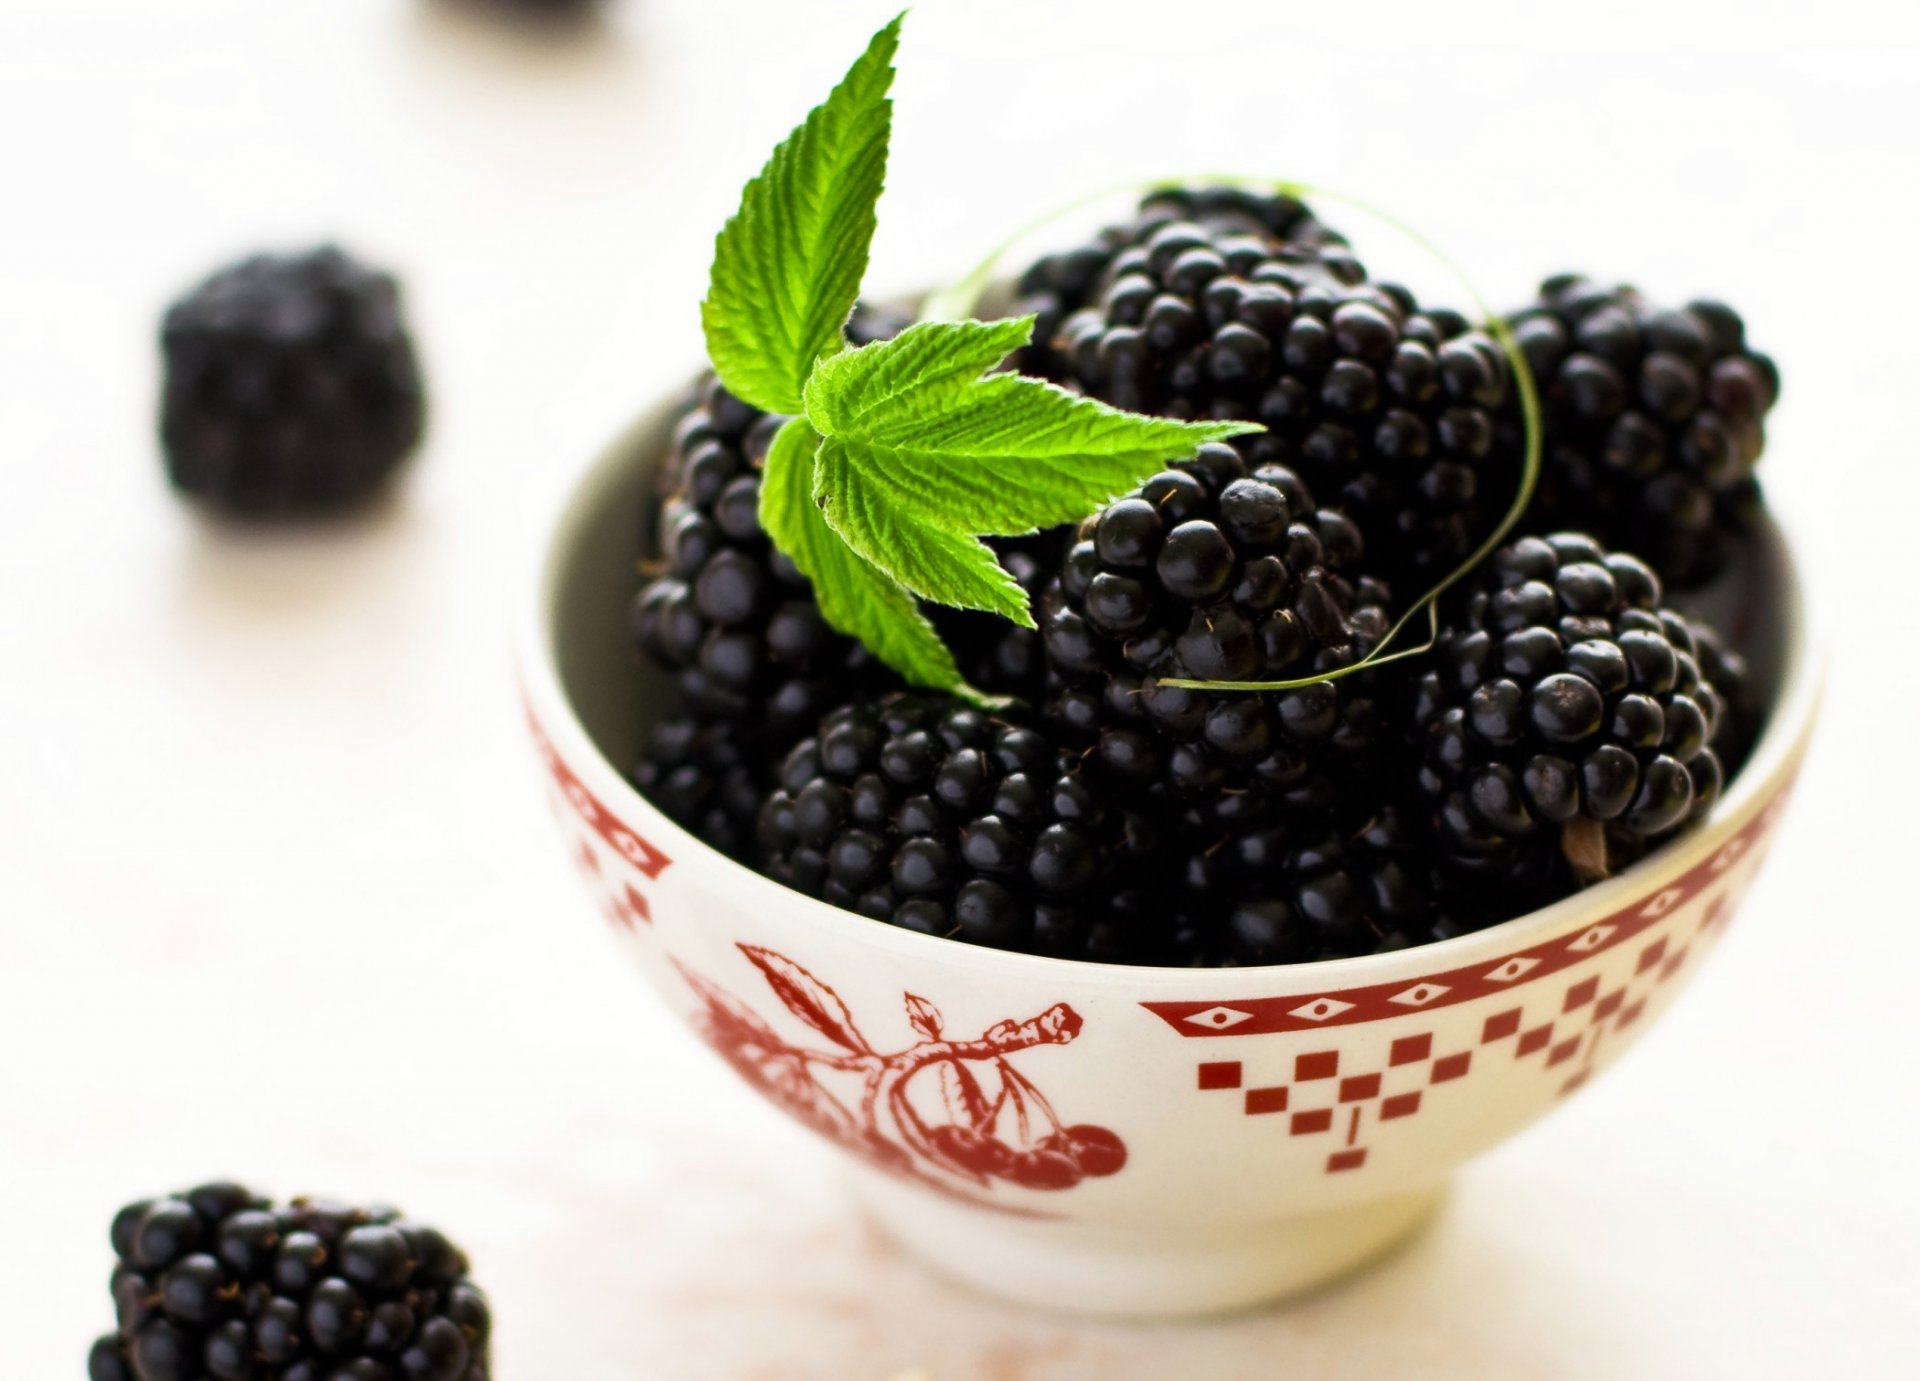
[90,1184,488,1381]
[627,187,1776,966]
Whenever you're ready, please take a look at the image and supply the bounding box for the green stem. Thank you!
[929,176,1545,693]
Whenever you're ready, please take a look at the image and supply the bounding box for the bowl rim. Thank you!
[515,389,1824,992]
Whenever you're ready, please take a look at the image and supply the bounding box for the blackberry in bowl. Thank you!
[517,377,1817,1317]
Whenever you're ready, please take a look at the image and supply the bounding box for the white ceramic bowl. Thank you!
[516,393,1821,1319]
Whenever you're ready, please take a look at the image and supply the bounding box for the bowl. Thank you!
[514,390,1822,1319]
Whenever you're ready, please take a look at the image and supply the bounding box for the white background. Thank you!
[2,1,1917,1376]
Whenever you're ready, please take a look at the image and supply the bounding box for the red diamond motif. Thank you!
[1390,1033,1433,1065]
[1339,1074,1381,1103]
[1380,1091,1422,1120]
[1516,1024,1554,1056]
[1481,1008,1523,1043]
[1594,989,1625,1020]
[1430,1052,1471,1083]
[1617,997,1648,1028]
[1563,976,1600,1012]
[1547,1035,1582,1068]
[1326,1149,1368,1172]
[623,884,653,924]
[1290,1109,1334,1136]
[1295,1051,1339,1081]
[1637,936,1669,973]
[1197,1061,1242,1091]
[1244,1086,1288,1115]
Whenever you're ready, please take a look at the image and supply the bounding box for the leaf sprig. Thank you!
[699,13,1255,704]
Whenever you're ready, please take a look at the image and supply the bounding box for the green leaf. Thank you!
[759,418,998,703]
[700,14,902,415]
[814,436,1034,626]
[800,317,1260,622]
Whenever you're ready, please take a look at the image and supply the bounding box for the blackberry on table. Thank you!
[1412,532,1737,885]
[756,693,1132,958]
[159,247,425,516]
[1023,193,1511,584]
[632,306,911,750]
[1042,442,1392,834]
[90,1183,488,1381]
[1506,275,1779,587]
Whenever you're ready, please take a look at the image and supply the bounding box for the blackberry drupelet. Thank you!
[632,718,765,861]
[756,693,1123,957]
[159,247,425,516]
[1028,199,1511,583]
[1506,275,1779,587]
[90,1184,488,1381]
[1412,532,1736,885]
[1009,185,1355,380]
[633,306,912,748]
[1042,442,1392,833]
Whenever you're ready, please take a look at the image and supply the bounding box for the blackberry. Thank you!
[1412,532,1737,884]
[159,247,425,516]
[1010,185,1355,380]
[1041,442,1392,833]
[1184,801,1437,964]
[756,693,1123,957]
[632,718,765,861]
[90,1184,488,1381]
[632,306,911,748]
[1026,197,1511,583]
[1506,276,1779,587]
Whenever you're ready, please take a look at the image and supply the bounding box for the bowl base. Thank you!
[848,1169,1447,1320]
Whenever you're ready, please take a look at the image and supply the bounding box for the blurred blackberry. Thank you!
[160,247,425,516]
[1042,443,1392,833]
[757,693,1132,957]
[90,1183,488,1381]
[1412,532,1737,886]
[1506,276,1779,587]
[1026,200,1511,583]
[931,530,1071,701]
[1009,185,1355,379]
[632,719,765,861]
[633,306,910,750]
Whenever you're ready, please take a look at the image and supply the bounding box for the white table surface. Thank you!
[3,2,1917,1376]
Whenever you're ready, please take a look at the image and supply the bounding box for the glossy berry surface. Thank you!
[1507,275,1778,587]
[1023,187,1512,582]
[1042,442,1391,833]
[757,693,1118,956]
[1010,185,1355,381]
[90,1184,489,1381]
[1412,533,1735,880]
[159,246,425,516]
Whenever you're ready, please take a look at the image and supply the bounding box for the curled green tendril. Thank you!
[927,176,1544,694]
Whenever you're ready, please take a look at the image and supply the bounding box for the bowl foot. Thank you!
[847,1170,1447,1320]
